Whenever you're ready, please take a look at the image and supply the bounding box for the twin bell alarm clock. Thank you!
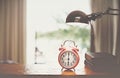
[58,40,80,70]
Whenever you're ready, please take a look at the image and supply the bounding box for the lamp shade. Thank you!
[66,10,89,24]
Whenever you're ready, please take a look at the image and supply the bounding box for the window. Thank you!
[26,0,91,74]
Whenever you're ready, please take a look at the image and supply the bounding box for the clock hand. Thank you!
[67,61,69,66]
[67,52,70,66]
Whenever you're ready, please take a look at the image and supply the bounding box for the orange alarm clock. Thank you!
[58,40,80,70]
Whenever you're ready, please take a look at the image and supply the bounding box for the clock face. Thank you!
[58,51,79,69]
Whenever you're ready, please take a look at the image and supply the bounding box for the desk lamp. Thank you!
[66,8,120,52]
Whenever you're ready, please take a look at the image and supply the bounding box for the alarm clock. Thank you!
[58,40,80,70]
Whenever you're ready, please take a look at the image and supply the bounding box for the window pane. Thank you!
[26,0,91,73]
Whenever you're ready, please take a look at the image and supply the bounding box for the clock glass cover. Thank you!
[59,51,79,69]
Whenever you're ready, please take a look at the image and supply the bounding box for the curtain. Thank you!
[91,0,120,64]
[0,0,26,64]
[115,0,120,64]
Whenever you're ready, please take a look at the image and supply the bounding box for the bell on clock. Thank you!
[58,40,80,71]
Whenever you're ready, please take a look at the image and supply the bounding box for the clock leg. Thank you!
[73,68,75,72]
[61,68,64,71]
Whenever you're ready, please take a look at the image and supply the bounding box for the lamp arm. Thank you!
[105,8,120,15]
[87,12,105,21]
[87,8,120,21]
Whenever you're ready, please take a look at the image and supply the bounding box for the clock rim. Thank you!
[58,50,80,69]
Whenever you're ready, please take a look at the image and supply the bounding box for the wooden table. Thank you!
[0,64,105,75]
[0,64,119,78]
[0,64,120,75]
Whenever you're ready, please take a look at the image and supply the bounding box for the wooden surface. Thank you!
[0,52,119,76]
[0,64,118,75]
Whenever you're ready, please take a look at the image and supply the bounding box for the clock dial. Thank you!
[59,51,79,69]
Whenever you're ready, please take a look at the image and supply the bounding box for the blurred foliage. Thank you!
[35,26,90,49]
[36,26,90,40]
